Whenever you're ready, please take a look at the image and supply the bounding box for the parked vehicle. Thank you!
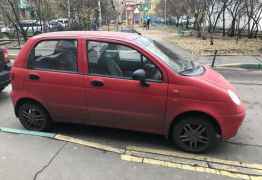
[120,28,141,35]
[10,31,245,153]
[0,48,11,92]
[0,25,15,35]
[0,21,5,30]
[1,20,45,37]
[56,18,69,28]
[0,22,6,38]
[19,20,45,36]
[48,21,64,32]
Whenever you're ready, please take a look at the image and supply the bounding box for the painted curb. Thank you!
[0,127,56,138]
[216,63,262,70]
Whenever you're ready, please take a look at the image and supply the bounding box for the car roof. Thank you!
[33,31,140,42]
[20,20,37,23]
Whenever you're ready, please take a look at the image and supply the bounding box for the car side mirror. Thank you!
[132,69,149,87]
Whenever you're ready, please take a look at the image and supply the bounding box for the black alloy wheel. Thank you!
[18,102,51,131]
[172,116,218,153]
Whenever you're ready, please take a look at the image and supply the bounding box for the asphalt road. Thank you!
[0,67,262,180]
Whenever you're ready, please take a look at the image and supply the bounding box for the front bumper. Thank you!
[220,107,246,139]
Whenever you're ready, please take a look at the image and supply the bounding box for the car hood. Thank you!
[170,66,236,102]
[197,66,235,91]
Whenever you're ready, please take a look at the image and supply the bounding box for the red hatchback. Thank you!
[10,31,245,153]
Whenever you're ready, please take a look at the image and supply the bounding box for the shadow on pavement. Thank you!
[52,123,170,149]
[51,122,231,157]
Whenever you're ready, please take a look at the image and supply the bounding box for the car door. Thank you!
[84,40,168,134]
[24,39,86,123]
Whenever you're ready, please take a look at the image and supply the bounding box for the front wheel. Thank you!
[171,116,218,153]
[17,102,52,131]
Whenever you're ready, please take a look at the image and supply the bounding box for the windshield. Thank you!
[136,37,202,74]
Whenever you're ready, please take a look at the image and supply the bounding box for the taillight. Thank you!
[2,48,9,63]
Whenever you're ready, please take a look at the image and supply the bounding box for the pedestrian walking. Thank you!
[146,16,151,30]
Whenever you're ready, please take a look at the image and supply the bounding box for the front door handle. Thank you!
[91,80,104,87]
[29,74,40,81]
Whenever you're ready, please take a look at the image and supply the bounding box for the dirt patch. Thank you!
[138,27,262,56]
[169,36,262,56]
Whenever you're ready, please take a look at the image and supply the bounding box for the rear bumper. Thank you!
[220,110,246,139]
[0,70,10,88]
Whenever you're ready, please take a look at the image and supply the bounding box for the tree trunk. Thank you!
[222,3,226,36]
[176,16,180,27]
[186,16,190,29]
[228,18,236,37]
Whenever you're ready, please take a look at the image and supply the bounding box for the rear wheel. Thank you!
[171,116,218,153]
[0,87,5,92]
[17,102,52,131]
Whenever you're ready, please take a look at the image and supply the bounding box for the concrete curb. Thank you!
[216,63,262,70]
[1,126,262,179]
[202,54,261,57]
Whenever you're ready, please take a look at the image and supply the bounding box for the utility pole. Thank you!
[67,0,70,27]
[98,0,102,28]
[164,0,167,25]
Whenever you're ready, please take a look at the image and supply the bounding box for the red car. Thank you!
[10,31,245,153]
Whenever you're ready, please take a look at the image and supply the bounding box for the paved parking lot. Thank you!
[0,68,262,180]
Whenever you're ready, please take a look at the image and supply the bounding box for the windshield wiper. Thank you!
[179,61,195,74]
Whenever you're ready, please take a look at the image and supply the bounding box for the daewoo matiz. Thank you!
[10,31,245,153]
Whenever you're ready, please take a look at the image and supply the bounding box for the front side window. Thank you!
[28,40,78,72]
[87,41,162,81]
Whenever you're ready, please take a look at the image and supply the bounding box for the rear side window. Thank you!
[28,40,78,72]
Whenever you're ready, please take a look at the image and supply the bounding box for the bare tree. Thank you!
[155,0,262,39]
[0,0,28,41]
[221,0,231,36]
[244,0,262,38]
[187,0,209,37]
[226,0,245,36]
[156,0,189,26]
[207,0,225,33]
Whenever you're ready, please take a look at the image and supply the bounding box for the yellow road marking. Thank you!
[52,134,262,179]
[55,134,125,154]
[2,128,262,179]
[127,145,262,170]
[121,154,143,163]
[121,154,255,180]
[125,150,262,176]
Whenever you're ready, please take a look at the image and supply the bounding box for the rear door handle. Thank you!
[29,74,40,81]
[91,80,104,87]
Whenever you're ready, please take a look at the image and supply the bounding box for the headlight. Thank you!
[228,90,241,106]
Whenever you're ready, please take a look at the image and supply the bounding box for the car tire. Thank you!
[171,116,218,153]
[0,87,5,92]
[17,102,52,131]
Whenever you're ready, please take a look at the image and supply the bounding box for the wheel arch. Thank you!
[168,111,222,140]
